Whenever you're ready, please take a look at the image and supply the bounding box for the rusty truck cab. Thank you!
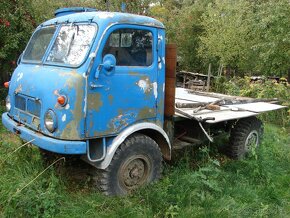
[2,8,170,168]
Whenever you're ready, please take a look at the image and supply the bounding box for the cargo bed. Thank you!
[174,88,286,123]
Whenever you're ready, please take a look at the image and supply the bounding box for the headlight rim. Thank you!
[5,95,11,112]
[44,109,57,133]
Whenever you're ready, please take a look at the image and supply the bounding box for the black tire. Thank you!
[228,117,263,159]
[97,133,163,196]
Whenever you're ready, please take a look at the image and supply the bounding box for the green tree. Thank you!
[108,0,154,14]
[253,0,290,75]
[0,0,36,84]
[199,0,290,76]
[199,0,257,74]
[31,0,107,23]
[1,0,289,82]
[150,0,214,72]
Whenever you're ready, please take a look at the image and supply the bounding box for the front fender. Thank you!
[83,122,171,169]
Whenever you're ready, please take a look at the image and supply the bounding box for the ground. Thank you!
[0,117,289,217]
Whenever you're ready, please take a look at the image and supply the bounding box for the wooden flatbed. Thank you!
[174,88,286,123]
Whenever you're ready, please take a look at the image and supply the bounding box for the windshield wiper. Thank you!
[66,25,80,56]
[66,31,75,56]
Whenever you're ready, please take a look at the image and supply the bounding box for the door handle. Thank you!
[90,82,104,89]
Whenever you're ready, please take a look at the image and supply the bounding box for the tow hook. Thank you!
[13,128,21,135]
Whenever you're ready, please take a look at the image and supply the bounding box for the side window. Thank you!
[102,29,153,66]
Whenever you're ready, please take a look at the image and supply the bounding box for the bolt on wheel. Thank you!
[119,155,151,190]
[245,130,259,152]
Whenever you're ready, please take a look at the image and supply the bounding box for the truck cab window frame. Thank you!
[102,28,153,67]
[46,24,97,66]
[22,23,98,67]
[22,26,57,63]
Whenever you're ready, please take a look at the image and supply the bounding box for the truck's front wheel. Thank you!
[98,133,162,196]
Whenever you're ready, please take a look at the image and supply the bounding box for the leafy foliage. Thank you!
[1,0,290,80]
[0,0,36,83]
[199,0,257,72]
[213,76,290,126]
[150,1,213,72]
[199,0,290,76]
[253,0,290,74]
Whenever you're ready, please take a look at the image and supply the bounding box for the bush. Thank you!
[0,88,8,105]
[0,1,36,85]
[213,76,290,126]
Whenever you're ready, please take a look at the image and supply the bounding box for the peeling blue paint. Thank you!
[2,11,166,155]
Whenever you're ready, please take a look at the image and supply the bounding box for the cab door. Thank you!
[86,25,158,137]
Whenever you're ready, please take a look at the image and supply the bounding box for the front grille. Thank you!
[15,95,26,111]
[27,99,41,117]
[15,94,41,117]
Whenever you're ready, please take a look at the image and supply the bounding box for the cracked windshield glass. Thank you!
[47,25,96,66]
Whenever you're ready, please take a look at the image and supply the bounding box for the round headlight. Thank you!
[5,95,11,112]
[44,110,57,133]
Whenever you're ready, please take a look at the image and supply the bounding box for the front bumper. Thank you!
[2,112,87,154]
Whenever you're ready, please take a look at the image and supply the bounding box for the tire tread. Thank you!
[227,117,263,159]
[96,133,162,196]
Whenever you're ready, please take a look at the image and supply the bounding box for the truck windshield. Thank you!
[22,24,97,66]
[47,25,96,66]
[22,26,56,62]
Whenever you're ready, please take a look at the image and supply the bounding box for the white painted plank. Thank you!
[175,110,258,123]
[225,102,286,113]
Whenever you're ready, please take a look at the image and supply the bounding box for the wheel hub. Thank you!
[245,130,259,151]
[119,155,151,190]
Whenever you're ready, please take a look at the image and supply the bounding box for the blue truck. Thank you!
[2,8,285,195]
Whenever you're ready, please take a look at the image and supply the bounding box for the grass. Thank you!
[0,112,289,217]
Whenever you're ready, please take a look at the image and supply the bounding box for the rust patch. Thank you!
[158,95,165,115]
[35,132,45,137]
[60,71,81,91]
[92,109,138,137]
[88,93,103,112]
[110,114,128,130]
[108,94,114,105]
[136,76,151,94]
[129,71,140,76]
[89,120,94,129]
[60,74,84,140]
[137,107,156,120]
[15,84,22,94]
[59,70,79,77]
[140,75,149,81]
[93,125,115,137]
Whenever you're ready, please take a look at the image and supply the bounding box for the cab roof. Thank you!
[41,11,164,29]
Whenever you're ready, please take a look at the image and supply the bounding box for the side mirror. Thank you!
[95,54,116,78]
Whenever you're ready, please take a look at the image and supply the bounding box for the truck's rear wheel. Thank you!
[228,117,263,159]
[98,133,163,196]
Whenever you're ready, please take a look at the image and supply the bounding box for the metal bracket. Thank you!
[86,138,107,162]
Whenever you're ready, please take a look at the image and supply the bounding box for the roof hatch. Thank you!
[54,7,97,17]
